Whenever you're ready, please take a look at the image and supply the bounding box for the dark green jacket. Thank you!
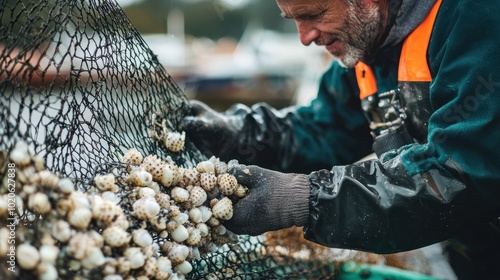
[226,0,500,273]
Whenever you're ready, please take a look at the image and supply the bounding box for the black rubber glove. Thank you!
[225,164,310,236]
[180,100,244,158]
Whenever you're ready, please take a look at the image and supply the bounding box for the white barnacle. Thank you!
[68,191,90,209]
[103,275,122,280]
[88,230,104,248]
[196,160,215,174]
[172,212,189,225]
[102,226,130,247]
[175,260,193,275]
[188,208,202,223]
[160,164,176,187]
[39,245,60,264]
[156,256,173,280]
[234,184,248,199]
[68,233,96,260]
[9,141,31,166]
[127,168,153,187]
[94,174,116,192]
[91,195,120,223]
[154,193,170,209]
[182,168,199,186]
[185,228,202,246]
[207,216,221,227]
[51,220,72,243]
[212,197,233,221]
[17,244,40,270]
[213,159,228,175]
[68,207,92,229]
[37,170,60,190]
[57,178,75,194]
[142,257,158,278]
[171,187,189,203]
[132,229,153,248]
[81,247,106,270]
[189,247,201,260]
[166,221,178,233]
[125,247,145,269]
[198,206,213,223]
[117,257,131,275]
[217,173,237,196]
[171,224,189,243]
[167,244,189,265]
[150,215,168,231]
[28,192,52,215]
[38,263,58,280]
[165,131,185,152]
[151,241,161,259]
[196,223,209,237]
[121,148,144,165]
[132,197,160,220]
[138,187,156,198]
[167,205,180,219]
[199,173,217,192]
[112,214,130,230]
[189,186,207,207]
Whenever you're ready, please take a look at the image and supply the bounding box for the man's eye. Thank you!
[308,11,325,21]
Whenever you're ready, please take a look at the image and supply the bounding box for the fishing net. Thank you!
[0,0,431,279]
[0,0,204,182]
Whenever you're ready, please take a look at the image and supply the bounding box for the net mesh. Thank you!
[0,0,203,183]
[0,0,429,279]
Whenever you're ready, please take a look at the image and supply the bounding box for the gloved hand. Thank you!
[225,164,310,235]
[180,100,244,158]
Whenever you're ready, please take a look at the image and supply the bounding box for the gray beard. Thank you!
[336,1,383,68]
[336,0,435,67]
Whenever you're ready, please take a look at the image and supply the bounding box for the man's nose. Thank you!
[296,21,320,46]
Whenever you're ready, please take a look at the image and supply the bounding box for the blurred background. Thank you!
[119,0,332,111]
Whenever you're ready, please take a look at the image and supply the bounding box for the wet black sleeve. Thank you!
[303,153,487,254]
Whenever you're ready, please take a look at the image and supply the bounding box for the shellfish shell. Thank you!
[189,186,207,207]
[196,161,215,173]
[165,131,185,152]
[199,173,217,192]
[103,226,130,247]
[125,247,145,269]
[217,174,237,196]
[133,197,160,220]
[94,174,116,192]
[122,148,144,165]
[17,244,40,270]
[212,197,233,221]
[133,229,153,248]
[171,187,189,203]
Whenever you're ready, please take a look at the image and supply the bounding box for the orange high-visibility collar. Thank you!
[355,61,378,100]
[398,0,442,82]
[355,0,443,98]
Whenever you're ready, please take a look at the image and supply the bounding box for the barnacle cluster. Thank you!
[0,142,248,279]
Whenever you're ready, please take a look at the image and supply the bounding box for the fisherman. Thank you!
[181,0,500,278]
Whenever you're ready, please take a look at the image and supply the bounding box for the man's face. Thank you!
[277,0,386,68]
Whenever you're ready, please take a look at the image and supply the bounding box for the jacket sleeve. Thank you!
[225,62,373,173]
[305,153,484,254]
[304,0,500,254]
